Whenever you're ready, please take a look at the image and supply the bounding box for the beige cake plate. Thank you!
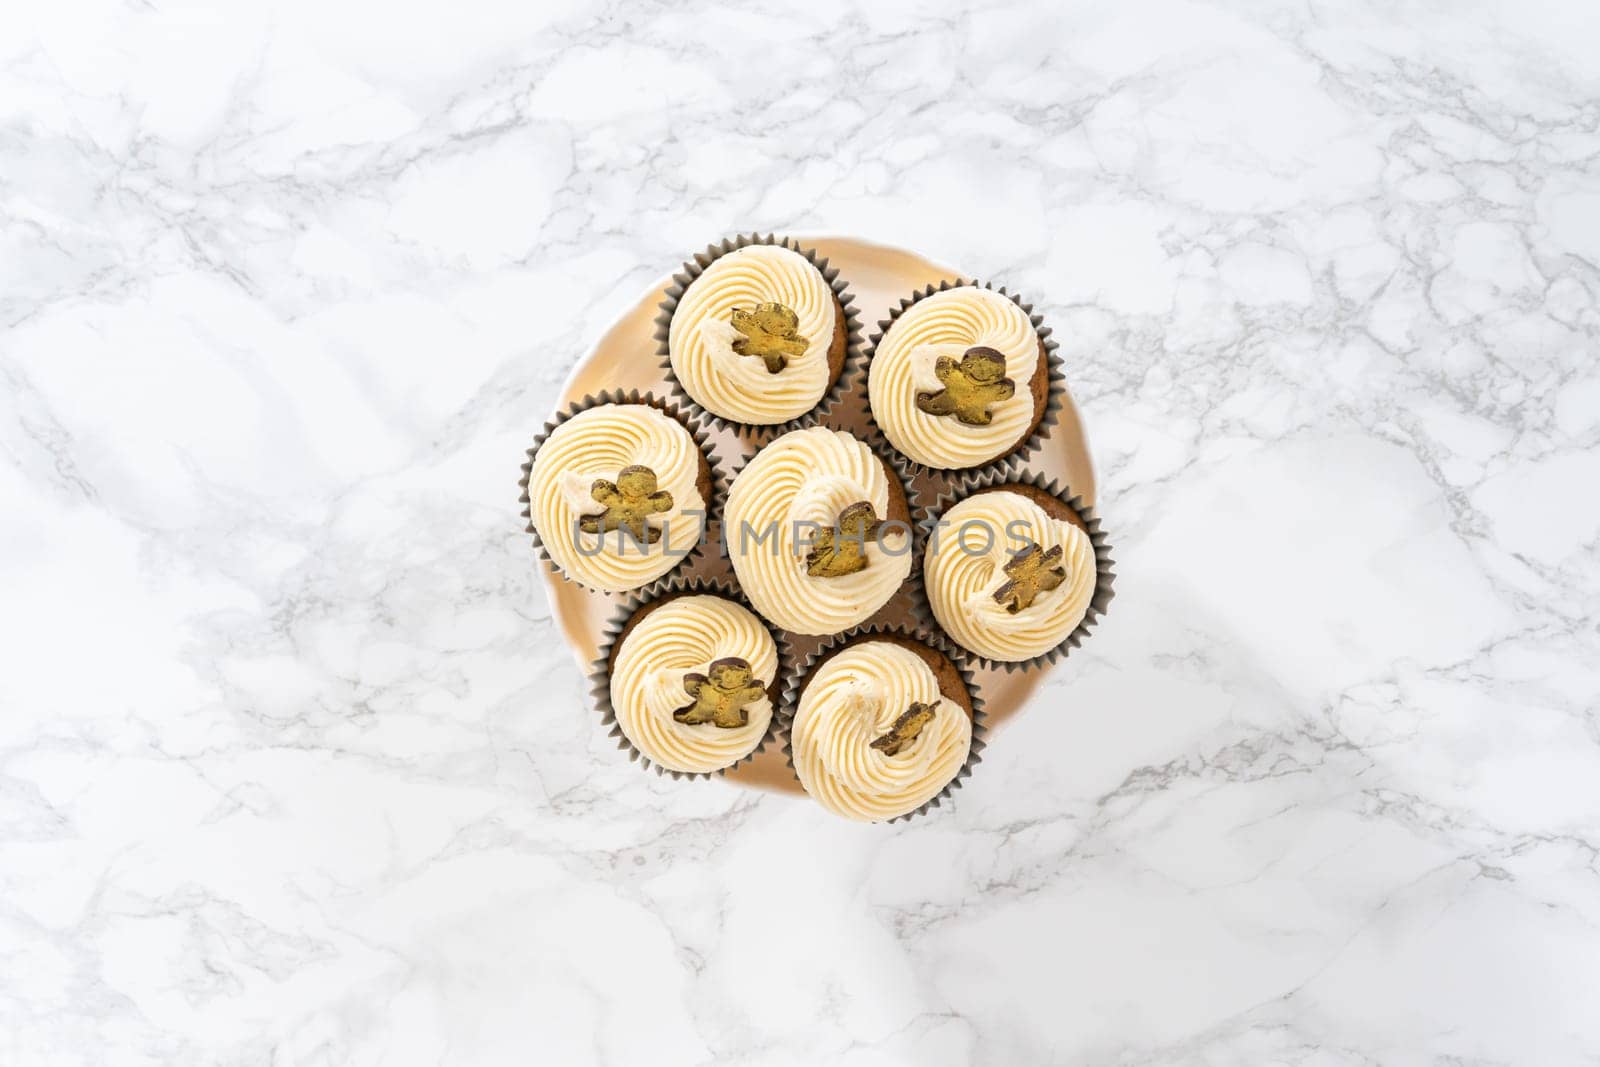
[540,235,1097,794]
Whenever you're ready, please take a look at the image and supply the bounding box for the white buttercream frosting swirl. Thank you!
[868,286,1044,469]
[791,640,973,822]
[526,404,706,593]
[667,245,839,425]
[924,490,1095,662]
[724,427,912,636]
[609,595,776,774]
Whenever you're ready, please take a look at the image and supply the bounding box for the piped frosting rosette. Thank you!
[724,426,916,636]
[657,233,860,434]
[865,279,1064,476]
[781,625,986,823]
[593,575,785,778]
[915,465,1115,672]
[519,391,721,594]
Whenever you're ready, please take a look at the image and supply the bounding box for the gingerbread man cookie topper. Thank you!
[804,501,884,578]
[577,464,674,544]
[915,345,1016,426]
[673,657,768,729]
[871,702,939,757]
[992,541,1066,614]
[731,302,810,374]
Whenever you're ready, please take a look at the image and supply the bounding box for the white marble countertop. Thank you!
[5,1,1599,1063]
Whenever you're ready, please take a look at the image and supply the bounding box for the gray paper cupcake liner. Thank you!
[722,425,925,640]
[654,233,864,440]
[861,278,1066,482]
[518,389,727,596]
[591,574,789,780]
[778,622,987,824]
[910,464,1116,674]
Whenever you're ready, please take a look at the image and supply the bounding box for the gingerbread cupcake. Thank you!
[521,395,714,594]
[867,282,1058,472]
[785,628,981,822]
[595,579,782,776]
[662,237,854,429]
[922,475,1110,667]
[723,427,914,636]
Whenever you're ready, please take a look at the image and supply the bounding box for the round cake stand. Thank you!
[536,235,1098,794]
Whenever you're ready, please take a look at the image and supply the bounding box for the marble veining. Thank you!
[3,0,1599,1063]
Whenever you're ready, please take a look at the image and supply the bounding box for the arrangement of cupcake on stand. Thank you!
[519,234,1115,823]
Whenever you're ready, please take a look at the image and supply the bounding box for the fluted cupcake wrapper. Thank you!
[654,233,864,440]
[591,573,789,780]
[910,463,1117,674]
[778,622,988,824]
[723,425,926,642]
[861,278,1067,482]
[518,389,727,597]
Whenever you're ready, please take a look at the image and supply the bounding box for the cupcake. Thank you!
[596,583,781,776]
[522,396,712,593]
[724,427,913,636]
[786,631,978,822]
[664,238,851,428]
[922,479,1107,666]
[867,283,1054,471]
